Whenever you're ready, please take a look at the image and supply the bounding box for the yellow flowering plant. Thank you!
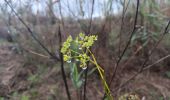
[61,33,113,99]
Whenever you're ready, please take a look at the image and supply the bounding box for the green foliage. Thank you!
[8,92,30,100]
[12,92,19,99]
[0,97,4,100]
[159,96,164,100]
[21,95,29,100]
[130,0,167,53]
[27,74,40,85]
[140,0,165,30]
[131,27,159,48]
[165,71,170,78]
[71,63,83,88]
[29,89,39,99]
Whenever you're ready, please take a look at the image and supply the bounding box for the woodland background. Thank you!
[0,0,170,100]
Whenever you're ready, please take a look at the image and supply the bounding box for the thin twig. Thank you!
[3,0,60,61]
[83,0,95,100]
[87,0,95,35]
[118,0,130,57]
[23,48,50,59]
[139,20,170,72]
[4,0,71,100]
[112,54,170,93]
[120,46,142,71]
[58,25,71,100]
[58,0,65,28]
[112,20,170,94]
[102,0,140,99]
[58,1,72,100]
[110,0,140,84]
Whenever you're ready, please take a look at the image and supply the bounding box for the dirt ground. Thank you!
[0,41,170,100]
[0,42,22,95]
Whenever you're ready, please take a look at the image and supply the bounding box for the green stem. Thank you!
[70,49,81,55]
[87,49,113,99]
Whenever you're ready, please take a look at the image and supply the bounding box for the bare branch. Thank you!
[112,20,170,94]
[102,0,140,99]
[58,25,71,100]
[118,0,130,57]
[84,0,95,100]
[110,0,140,91]
[3,0,60,61]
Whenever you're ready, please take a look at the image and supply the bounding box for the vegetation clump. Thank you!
[61,33,113,99]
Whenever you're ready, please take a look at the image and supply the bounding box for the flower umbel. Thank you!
[61,33,97,67]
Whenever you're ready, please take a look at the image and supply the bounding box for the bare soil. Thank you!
[0,42,170,100]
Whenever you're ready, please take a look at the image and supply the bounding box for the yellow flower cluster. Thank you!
[61,33,98,69]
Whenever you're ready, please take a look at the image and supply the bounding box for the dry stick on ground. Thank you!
[23,48,50,59]
[102,0,140,99]
[112,20,170,94]
[83,0,95,100]
[4,0,71,100]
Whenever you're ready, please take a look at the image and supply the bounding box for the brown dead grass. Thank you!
[0,41,170,100]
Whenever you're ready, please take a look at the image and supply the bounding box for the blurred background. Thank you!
[0,0,170,100]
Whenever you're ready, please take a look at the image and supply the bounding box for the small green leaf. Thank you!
[165,71,170,78]
[0,97,4,100]
[21,95,29,100]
